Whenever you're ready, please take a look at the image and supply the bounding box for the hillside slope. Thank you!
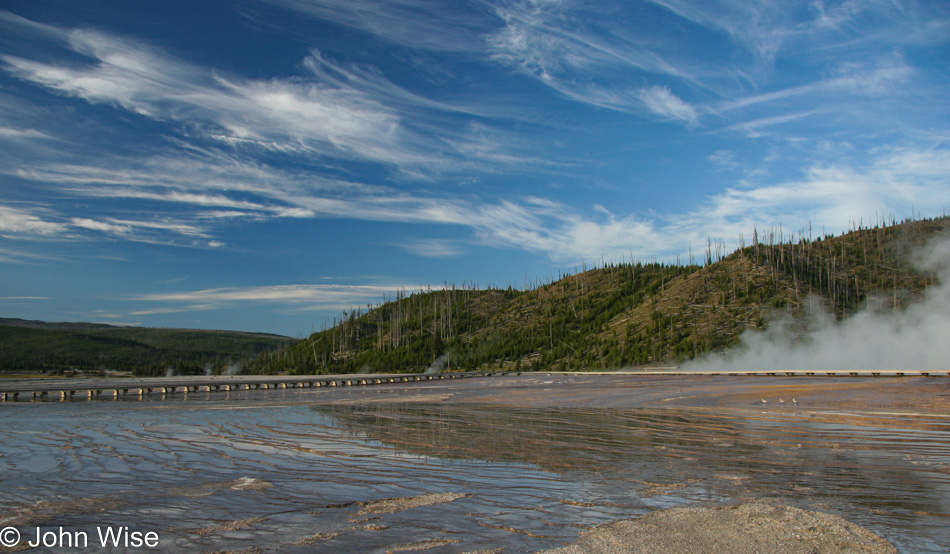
[247,217,947,375]
[0,320,296,376]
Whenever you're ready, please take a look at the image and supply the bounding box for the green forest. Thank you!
[0,320,295,376]
[244,216,947,375]
[3,216,945,377]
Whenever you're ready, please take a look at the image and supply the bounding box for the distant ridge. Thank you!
[246,216,949,375]
[0,317,291,339]
[0,319,296,376]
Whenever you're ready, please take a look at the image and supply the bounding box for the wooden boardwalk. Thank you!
[0,371,497,402]
[1,369,946,402]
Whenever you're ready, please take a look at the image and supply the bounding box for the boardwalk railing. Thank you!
[0,371,503,402]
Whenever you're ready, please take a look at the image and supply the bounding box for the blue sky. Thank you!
[1,0,948,337]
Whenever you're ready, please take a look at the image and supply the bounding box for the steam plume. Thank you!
[426,353,451,374]
[683,238,950,372]
[225,361,243,376]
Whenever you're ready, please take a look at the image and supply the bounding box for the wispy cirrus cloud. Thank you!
[487,0,695,79]
[461,147,950,263]
[398,238,465,258]
[640,0,922,71]
[0,204,68,237]
[8,144,950,264]
[262,0,494,52]
[70,216,214,245]
[4,147,667,262]
[0,126,50,141]
[1,29,407,163]
[132,283,435,315]
[483,0,942,134]
[644,0,798,68]
[485,0,704,122]
[2,6,946,267]
[638,85,698,124]
[719,56,915,115]
[129,304,216,316]
[261,0,708,123]
[721,110,819,138]
[0,16,544,179]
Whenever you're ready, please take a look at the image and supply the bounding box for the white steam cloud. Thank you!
[225,361,243,376]
[684,237,950,372]
[425,353,452,374]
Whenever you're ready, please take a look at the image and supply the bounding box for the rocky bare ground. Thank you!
[543,502,897,554]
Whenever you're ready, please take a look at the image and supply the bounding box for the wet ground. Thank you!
[0,374,948,552]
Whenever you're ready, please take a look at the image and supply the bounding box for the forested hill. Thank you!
[0,320,296,376]
[247,216,948,375]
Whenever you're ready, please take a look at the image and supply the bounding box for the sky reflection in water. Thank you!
[1,376,948,552]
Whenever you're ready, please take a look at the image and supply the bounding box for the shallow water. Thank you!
[1,375,948,552]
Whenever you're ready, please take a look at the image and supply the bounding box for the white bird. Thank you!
[779,398,785,404]
[792,398,798,405]
[761,399,767,404]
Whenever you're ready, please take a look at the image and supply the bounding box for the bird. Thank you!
[761,399,767,404]
[779,398,785,404]
[792,398,798,405]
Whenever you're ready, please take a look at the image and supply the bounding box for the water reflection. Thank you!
[0,380,947,553]
[317,402,950,552]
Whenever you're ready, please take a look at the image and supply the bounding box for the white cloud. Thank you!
[722,110,818,137]
[829,59,915,96]
[0,245,62,264]
[707,150,739,169]
[129,304,216,316]
[486,0,703,121]
[132,283,436,314]
[0,126,50,141]
[399,239,465,258]
[644,0,796,67]
[0,204,68,237]
[262,0,492,52]
[719,57,915,116]
[488,0,693,79]
[138,284,423,303]
[10,141,950,265]
[641,0,922,71]
[70,216,206,238]
[3,30,205,116]
[66,215,211,247]
[464,146,950,263]
[1,33,410,164]
[459,198,667,263]
[0,24,487,177]
[639,85,698,124]
[676,147,950,248]
[70,217,132,236]
[1,18,554,180]
[2,10,946,267]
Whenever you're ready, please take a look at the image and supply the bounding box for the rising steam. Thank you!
[225,361,243,376]
[425,353,452,374]
[683,238,950,372]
